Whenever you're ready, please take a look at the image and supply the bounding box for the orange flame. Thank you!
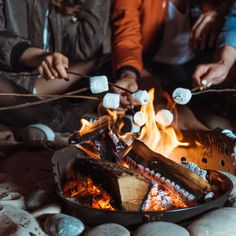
[138,89,188,157]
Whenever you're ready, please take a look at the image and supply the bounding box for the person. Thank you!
[0,0,109,131]
[193,1,236,87]
[111,0,231,130]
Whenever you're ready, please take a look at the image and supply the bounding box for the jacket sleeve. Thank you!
[0,1,31,71]
[111,0,143,74]
[62,0,110,62]
[218,1,236,49]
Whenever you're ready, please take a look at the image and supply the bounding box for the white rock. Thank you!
[135,222,189,236]
[155,109,174,127]
[172,88,192,105]
[0,194,25,209]
[31,203,61,218]
[132,90,150,105]
[0,205,46,236]
[188,207,236,236]
[103,93,120,109]
[90,75,109,94]
[133,111,146,127]
[87,223,130,236]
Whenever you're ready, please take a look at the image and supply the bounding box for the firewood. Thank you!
[129,140,213,201]
[73,156,150,211]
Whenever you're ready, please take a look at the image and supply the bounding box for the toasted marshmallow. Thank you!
[172,88,192,105]
[155,109,174,127]
[133,111,146,127]
[90,75,109,94]
[103,93,120,109]
[132,90,150,105]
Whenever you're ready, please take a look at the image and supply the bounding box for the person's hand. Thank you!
[192,61,230,87]
[20,48,69,80]
[38,52,69,81]
[190,10,223,50]
[112,71,138,108]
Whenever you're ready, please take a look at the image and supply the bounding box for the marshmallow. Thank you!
[155,109,174,127]
[132,90,150,105]
[133,111,146,127]
[103,93,120,109]
[89,75,109,94]
[172,88,192,105]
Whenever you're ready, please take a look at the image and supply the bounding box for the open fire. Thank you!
[62,89,229,213]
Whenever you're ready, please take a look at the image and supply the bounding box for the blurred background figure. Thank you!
[0,0,110,132]
[111,0,233,130]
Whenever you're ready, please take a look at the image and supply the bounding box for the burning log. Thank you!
[127,140,214,201]
[72,156,150,211]
[69,115,113,145]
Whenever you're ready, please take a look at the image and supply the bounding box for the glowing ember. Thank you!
[63,176,115,211]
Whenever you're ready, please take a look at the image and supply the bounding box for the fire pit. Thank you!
[52,145,232,227]
[52,89,235,227]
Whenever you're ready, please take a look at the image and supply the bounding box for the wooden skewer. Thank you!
[0,88,102,112]
[14,71,134,94]
[192,88,236,96]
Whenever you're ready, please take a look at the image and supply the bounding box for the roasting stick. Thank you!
[0,88,102,112]
[192,88,236,95]
[67,70,133,94]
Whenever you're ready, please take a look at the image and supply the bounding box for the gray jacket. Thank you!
[0,0,109,75]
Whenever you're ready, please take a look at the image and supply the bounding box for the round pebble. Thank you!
[0,205,45,236]
[87,223,130,236]
[32,203,61,218]
[26,189,48,210]
[188,207,236,236]
[44,213,84,236]
[135,222,189,236]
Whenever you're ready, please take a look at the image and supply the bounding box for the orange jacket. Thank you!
[111,0,222,74]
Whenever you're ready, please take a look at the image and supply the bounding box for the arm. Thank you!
[111,0,143,74]
[192,1,236,87]
[111,0,142,108]
[61,0,110,61]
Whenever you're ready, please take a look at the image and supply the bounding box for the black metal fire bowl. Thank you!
[52,145,233,227]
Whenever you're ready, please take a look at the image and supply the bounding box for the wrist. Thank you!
[116,65,140,81]
[20,48,48,68]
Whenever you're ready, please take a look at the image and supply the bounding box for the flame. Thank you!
[138,89,188,157]
[79,119,95,136]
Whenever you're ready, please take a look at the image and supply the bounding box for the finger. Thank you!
[120,95,131,107]
[62,56,69,70]
[190,15,205,48]
[40,61,56,80]
[201,69,216,85]
[192,65,209,87]
[45,56,58,77]
[192,14,205,32]
[128,81,138,93]
[53,55,68,79]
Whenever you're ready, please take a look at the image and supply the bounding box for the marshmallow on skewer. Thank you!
[155,109,174,127]
[103,93,120,109]
[172,88,192,105]
[132,90,150,105]
[89,75,109,94]
[133,111,146,127]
